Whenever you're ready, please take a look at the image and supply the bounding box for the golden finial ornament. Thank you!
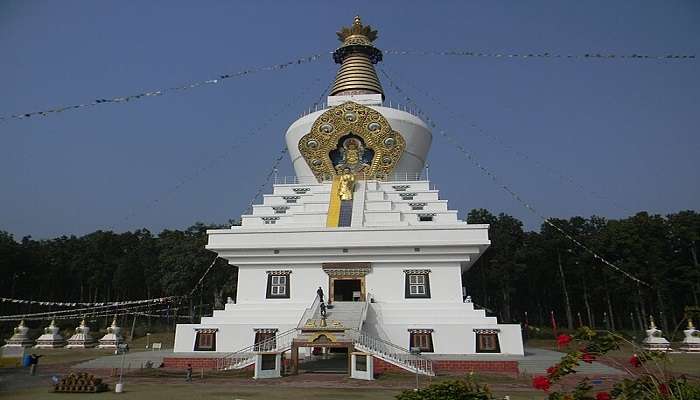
[330,15,384,98]
[336,15,378,46]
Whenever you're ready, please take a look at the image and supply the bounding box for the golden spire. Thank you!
[330,16,384,98]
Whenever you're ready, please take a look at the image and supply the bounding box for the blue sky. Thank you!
[1,1,698,239]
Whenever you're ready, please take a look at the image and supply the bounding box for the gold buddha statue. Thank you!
[338,168,355,201]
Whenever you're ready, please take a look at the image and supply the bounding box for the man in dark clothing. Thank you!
[185,363,192,382]
[316,287,324,302]
[319,301,327,318]
[29,354,42,376]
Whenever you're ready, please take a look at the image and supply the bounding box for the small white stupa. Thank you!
[66,319,96,348]
[642,316,671,352]
[34,319,66,348]
[3,320,34,348]
[97,316,123,349]
[679,319,700,353]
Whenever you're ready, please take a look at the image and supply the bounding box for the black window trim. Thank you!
[474,329,501,353]
[266,270,291,299]
[193,328,218,351]
[404,269,431,298]
[408,329,434,353]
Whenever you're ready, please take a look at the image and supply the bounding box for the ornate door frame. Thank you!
[322,263,371,302]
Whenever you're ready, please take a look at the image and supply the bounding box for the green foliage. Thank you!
[395,378,495,400]
[0,222,234,328]
[464,210,700,332]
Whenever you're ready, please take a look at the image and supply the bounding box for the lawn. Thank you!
[0,382,546,400]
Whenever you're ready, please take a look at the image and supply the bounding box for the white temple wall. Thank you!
[236,264,326,305]
[365,262,463,303]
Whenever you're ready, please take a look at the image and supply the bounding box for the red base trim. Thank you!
[373,357,519,375]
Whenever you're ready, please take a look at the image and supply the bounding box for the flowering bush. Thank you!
[532,327,700,400]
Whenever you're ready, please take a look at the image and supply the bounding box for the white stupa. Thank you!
[679,319,700,353]
[642,316,671,352]
[97,316,124,349]
[3,320,34,348]
[34,319,66,348]
[66,319,96,348]
[173,16,524,376]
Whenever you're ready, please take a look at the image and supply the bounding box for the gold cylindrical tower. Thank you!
[330,16,384,98]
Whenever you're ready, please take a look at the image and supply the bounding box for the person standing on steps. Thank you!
[317,286,324,303]
[320,301,327,318]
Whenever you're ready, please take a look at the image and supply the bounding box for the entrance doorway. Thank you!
[299,347,349,373]
[333,279,361,302]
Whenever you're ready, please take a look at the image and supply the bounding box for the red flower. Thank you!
[596,392,611,400]
[629,354,641,368]
[546,364,558,375]
[532,376,551,391]
[556,334,573,347]
[581,352,595,363]
[659,383,670,397]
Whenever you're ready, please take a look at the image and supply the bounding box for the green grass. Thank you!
[0,383,402,400]
[0,382,546,400]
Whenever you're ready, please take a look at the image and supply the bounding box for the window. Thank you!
[404,270,431,298]
[409,329,434,353]
[410,203,426,211]
[273,206,288,214]
[475,329,501,353]
[399,193,416,201]
[355,354,367,371]
[283,196,299,204]
[392,185,410,192]
[254,329,277,351]
[194,329,217,351]
[261,354,277,370]
[418,214,434,222]
[292,188,310,194]
[262,217,279,224]
[266,271,291,299]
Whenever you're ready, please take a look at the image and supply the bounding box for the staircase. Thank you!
[349,329,434,376]
[216,328,297,370]
[217,294,434,376]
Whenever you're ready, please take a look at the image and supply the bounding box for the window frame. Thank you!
[409,329,434,353]
[474,330,501,353]
[266,271,291,299]
[404,270,431,299]
[193,329,217,351]
[254,329,278,351]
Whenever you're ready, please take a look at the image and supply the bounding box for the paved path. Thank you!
[73,350,174,369]
[519,347,624,375]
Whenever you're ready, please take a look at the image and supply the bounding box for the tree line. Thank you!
[1,210,698,336]
[464,209,699,336]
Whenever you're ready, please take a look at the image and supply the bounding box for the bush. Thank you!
[396,378,494,400]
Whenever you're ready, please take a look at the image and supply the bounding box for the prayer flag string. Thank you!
[384,49,696,60]
[379,68,650,287]
[0,53,323,122]
[380,66,632,214]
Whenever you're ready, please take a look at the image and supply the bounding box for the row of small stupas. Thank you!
[641,317,699,352]
[2,318,124,349]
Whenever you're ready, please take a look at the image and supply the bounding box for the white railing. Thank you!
[297,102,422,119]
[216,327,297,370]
[359,292,372,331]
[273,173,429,185]
[348,329,434,376]
[296,295,322,329]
